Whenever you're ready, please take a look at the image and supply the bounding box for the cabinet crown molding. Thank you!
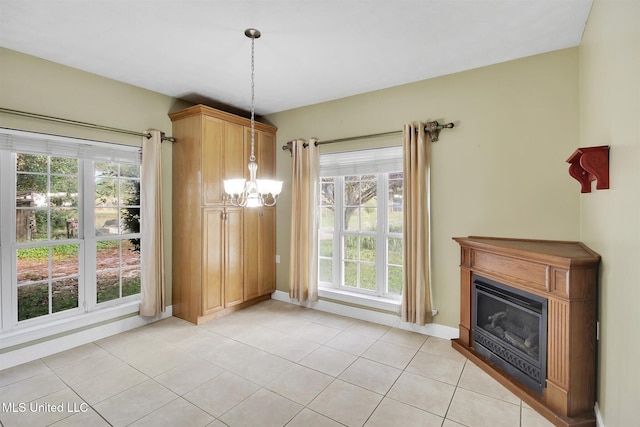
[169,104,277,134]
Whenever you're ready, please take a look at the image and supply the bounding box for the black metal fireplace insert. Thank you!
[472,274,548,395]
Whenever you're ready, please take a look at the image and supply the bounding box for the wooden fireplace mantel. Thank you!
[452,236,600,427]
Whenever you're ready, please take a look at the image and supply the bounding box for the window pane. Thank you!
[360,176,376,201]
[361,206,377,231]
[388,238,402,265]
[122,239,140,265]
[388,208,402,233]
[33,209,48,239]
[120,180,139,206]
[320,180,334,206]
[17,173,47,198]
[319,233,333,257]
[97,271,119,303]
[95,162,118,177]
[95,178,117,206]
[344,178,361,207]
[120,164,140,178]
[52,278,79,313]
[51,157,78,174]
[388,266,403,295]
[344,261,357,287]
[320,207,334,230]
[18,283,49,321]
[360,263,376,290]
[67,215,79,239]
[51,208,78,240]
[50,176,78,207]
[344,176,378,232]
[96,239,140,302]
[121,208,140,235]
[344,235,358,261]
[344,207,360,230]
[122,269,141,297]
[17,247,49,284]
[388,173,403,233]
[16,208,41,242]
[16,243,81,320]
[97,240,120,270]
[319,258,333,282]
[360,236,376,261]
[17,153,47,173]
[96,208,118,235]
[51,244,79,278]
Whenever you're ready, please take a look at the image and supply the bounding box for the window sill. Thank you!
[318,287,401,313]
[0,300,141,350]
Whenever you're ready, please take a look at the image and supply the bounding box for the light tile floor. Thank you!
[0,300,555,427]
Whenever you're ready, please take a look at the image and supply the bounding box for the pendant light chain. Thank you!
[249,35,256,162]
[223,28,283,208]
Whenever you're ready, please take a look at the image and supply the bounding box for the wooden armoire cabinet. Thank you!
[169,105,277,325]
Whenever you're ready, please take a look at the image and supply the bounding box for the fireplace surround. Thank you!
[452,237,600,427]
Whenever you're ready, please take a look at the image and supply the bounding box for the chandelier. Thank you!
[223,28,283,208]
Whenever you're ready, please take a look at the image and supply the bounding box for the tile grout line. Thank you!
[42,356,115,426]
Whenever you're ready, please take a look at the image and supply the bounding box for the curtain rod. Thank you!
[0,107,176,142]
[281,121,454,154]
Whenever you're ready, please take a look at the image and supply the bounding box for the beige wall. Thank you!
[579,0,640,425]
[0,47,190,304]
[266,48,581,328]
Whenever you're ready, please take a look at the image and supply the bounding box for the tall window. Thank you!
[15,153,81,321]
[94,162,141,304]
[318,146,403,299]
[0,129,141,331]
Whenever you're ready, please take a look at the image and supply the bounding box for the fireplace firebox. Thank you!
[472,274,547,394]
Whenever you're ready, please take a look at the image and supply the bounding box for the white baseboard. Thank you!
[0,306,172,370]
[595,402,605,427]
[271,290,458,340]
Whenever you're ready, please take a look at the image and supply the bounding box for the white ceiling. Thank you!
[0,0,592,116]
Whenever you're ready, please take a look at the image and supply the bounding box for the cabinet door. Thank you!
[258,207,276,295]
[224,207,244,307]
[244,207,276,300]
[224,122,246,191]
[202,208,224,314]
[258,131,276,179]
[243,208,261,301]
[202,117,224,205]
[202,118,245,205]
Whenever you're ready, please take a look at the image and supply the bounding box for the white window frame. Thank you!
[0,128,142,336]
[318,146,403,303]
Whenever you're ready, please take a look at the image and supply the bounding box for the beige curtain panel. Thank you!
[289,139,320,302]
[140,130,166,316]
[401,122,433,325]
